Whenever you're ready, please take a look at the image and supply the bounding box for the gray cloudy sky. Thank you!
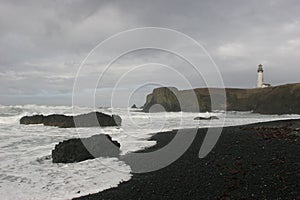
[0,0,299,106]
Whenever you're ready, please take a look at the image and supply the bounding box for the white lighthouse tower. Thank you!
[257,64,264,88]
[257,64,271,88]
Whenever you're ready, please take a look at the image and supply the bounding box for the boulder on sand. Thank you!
[52,134,121,163]
[20,112,122,128]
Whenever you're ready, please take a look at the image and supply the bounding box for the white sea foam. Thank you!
[0,104,299,199]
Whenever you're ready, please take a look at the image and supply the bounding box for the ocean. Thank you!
[0,104,299,200]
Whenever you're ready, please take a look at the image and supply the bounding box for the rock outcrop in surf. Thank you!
[131,104,138,109]
[20,112,122,128]
[52,134,120,163]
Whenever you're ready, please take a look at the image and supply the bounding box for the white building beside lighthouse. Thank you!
[257,64,271,88]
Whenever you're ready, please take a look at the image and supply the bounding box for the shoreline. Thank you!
[75,119,300,199]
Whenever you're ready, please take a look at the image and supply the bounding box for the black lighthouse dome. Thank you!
[257,64,264,72]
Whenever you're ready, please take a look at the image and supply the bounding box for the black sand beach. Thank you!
[75,119,300,200]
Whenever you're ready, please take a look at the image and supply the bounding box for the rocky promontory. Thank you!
[142,83,300,114]
[20,112,122,128]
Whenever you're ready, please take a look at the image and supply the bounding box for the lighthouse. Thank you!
[257,64,264,88]
[257,64,271,88]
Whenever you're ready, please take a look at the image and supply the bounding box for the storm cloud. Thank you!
[0,0,299,106]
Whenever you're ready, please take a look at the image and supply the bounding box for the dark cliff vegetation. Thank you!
[142,83,300,114]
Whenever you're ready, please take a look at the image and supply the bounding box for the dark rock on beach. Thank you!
[75,119,300,200]
[52,134,121,163]
[194,116,219,120]
[20,112,121,128]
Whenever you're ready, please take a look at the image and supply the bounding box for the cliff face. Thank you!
[142,87,181,112]
[142,83,300,114]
